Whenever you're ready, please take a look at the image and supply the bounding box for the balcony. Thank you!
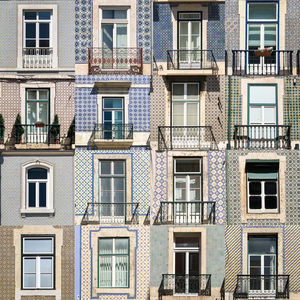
[13,124,60,145]
[159,274,211,298]
[88,48,143,75]
[155,201,216,225]
[158,126,217,151]
[23,48,53,69]
[92,123,133,149]
[232,50,293,76]
[82,202,139,225]
[234,275,289,299]
[233,125,291,150]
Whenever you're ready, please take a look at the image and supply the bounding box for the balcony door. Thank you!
[26,89,49,143]
[102,98,124,139]
[247,3,278,74]
[178,12,202,69]
[172,83,200,149]
[248,85,277,148]
[174,236,200,295]
[100,8,128,70]
[248,236,277,296]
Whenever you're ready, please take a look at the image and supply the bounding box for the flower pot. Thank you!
[254,49,273,57]
[35,122,45,128]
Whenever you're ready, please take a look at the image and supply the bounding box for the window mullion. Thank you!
[36,180,40,208]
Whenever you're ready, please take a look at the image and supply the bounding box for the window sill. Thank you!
[20,208,55,217]
[16,289,60,300]
[92,287,134,298]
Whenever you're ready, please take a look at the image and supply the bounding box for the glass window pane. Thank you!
[39,23,49,39]
[39,182,47,207]
[100,161,111,175]
[27,102,37,124]
[249,3,277,20]
[175,236,199,248]
[114,10,127,19]
[39,40,50,47]
[249,196,262,209]
[250,107,262,124]
[102,25,113,49]
[248,236,277,254]
[24,274,36,288]
[265,196,277,209]
[248,24,261,48]
[103,98,123,109]
[116,25,127,48]
[26,23,36,39]
[115,239,128,254]
[24,238,53,254]
[249,181,261,195]
[179,22,188,35]
[38,12,51,20]
[39,90,48,100]
[264,107,276,124]
[114,178,124,191]
[191,22,200,35]
[187,84,199,100]
[249,86,276,104]
[99,256,112,287]
[101,178,111,191]
[175,176,186,201]
[24,258,36,273]
[25,12,37,20]
[102,10,114,19]
[176,159,200,173]
[27,90,37,100]
[99,238,113,254]
[264,24,276,47]
[113,191,124,203]
[28,182,36,207]
[38,102,48,123]
[28,168,47,179]
[172,103,184,125]
[173,84,184,100]
[265,182,276,194]
[179,13,201,20]
[115,256,128,287]
[40,258,52,273]
[187,103,198,126]
[40,274,52,288]
[26,40,36,48]
[114,161,124,174]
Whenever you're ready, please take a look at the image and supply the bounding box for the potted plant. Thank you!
[35,121,45,128]
[14,114,24,144]
[0,114,4,144]
[67,116,75,145]
[50,114,60,143]
[254,47,273,57]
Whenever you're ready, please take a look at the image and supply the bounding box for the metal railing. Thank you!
[232,50,293,76]
[23,48,53,68]
[93,124,133,140]
[159,274,211,297]
[167,50,217,70]
[13,124,60,144]
[234,275,289,299]
[297,50,300,75]
[88,47,143,75]
[234,125,291,150]
[82,202,139,225]
[220,279,225,300]
[158,126,217,151]
[155,201,216,225]
[0,125,4,144]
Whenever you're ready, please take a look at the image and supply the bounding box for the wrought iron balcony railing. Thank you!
[232,50,293,76]
[0,125,4,144]
[158,126,217,151]
[88,47,143,75]
[159,274,211,297]
[234,275,289,299]
[167,50,217,70]
[23,48,53,68]
[82,202,139,225]
[155,201,216,225]
[93,123,133,140]
[234,125,291,150]
[13,124,60,144]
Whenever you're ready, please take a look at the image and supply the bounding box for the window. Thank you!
[246,162,279,213]
[98,238,129,288]
[22,236,54,289]
[99,160,126,217]
[248,235,277,292]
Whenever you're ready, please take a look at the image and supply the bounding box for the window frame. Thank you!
[98,237,130,288]
[21,235,55,290]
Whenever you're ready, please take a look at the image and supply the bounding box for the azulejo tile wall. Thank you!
[75,148,151,216]
[75,75,151,132]
[75,0,151,64]
[78,225,150,300]
[208,151,226,225]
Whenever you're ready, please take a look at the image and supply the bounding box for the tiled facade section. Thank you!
[208,151,226,225]
[207,3,225,62]
[75,75,151,132]
[226,150,300,225]
[80,225,150,300]
[205,76,225,143]
[150,75,167,141]
[153,3,172,62]
[74,148,151,216]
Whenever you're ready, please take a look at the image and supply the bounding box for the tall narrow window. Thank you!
[22,236,54,289]
[98,238,129,288]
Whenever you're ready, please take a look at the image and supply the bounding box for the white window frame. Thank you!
[98,237,129,288]
[17,4,58,69]
[21,161,54,216]
[22,236,54,290]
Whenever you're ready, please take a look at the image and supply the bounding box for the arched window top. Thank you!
[28,167,48,180]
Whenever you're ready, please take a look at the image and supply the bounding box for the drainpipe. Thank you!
[226,75,232,150]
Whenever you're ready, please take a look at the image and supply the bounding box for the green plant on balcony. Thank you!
[0,114,4,143]
[67,116,75,144]
[50,114,60,143]
[14,114,24,144]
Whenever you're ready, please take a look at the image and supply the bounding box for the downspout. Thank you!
[226,75,232,149]
[225,149,230,224]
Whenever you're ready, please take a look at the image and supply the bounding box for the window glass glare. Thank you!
[176,159,201,173]
[38,11,51,20]
[25,12,37,20]
[99,238,113,254]
[249,85,276,104]
[24,238,53,254]
[28,168,48,179]
[249,3,277,20]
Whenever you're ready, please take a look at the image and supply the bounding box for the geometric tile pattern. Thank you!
[80,225,150,300]
[75,0,92,64]
[208,151,226,225]
[74,148,151,216]
[76,75,151,85]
